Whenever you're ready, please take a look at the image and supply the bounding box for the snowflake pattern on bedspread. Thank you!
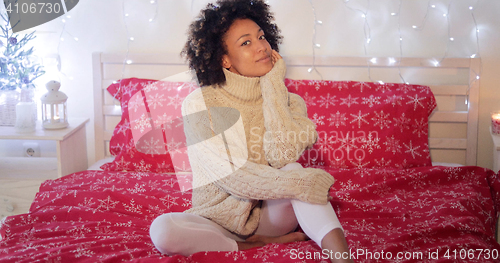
[1,166,500,262]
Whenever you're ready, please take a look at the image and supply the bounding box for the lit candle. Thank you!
[54,104,60,122]
[50,104,55,122]
[492,112,500,135]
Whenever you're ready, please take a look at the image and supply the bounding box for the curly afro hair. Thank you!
[182,0,282,87]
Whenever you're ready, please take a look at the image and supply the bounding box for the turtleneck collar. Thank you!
[217,68,262,104]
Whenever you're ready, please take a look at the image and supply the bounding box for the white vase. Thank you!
[0,88,37,127]
[0,90,20,126]
[20,88,37,125]
[15,101,36,133]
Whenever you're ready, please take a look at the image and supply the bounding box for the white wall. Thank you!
[2,0,499,169]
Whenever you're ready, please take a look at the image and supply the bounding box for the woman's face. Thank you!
[222,18,273,78]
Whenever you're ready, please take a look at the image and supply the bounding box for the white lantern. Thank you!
[41,80,68,129]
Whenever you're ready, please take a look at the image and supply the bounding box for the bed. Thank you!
[1,52,499,263]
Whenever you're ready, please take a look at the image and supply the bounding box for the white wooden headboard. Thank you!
[92,52,480,166]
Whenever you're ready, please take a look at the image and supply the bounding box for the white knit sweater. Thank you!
[181,59,335,236]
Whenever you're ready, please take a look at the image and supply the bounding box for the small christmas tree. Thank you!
[0,12,45,91]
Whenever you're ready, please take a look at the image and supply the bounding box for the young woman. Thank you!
[150,1,352,262]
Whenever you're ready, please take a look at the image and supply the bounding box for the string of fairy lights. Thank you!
[120,0,160,71]
[337,0,373,81]
[306,0,323,79]
[55,14,78,81]
[113,0,159,102]
[47,0,482,105]
[467,1,482,105]
[306,0,482,105]
[395,0,406,84]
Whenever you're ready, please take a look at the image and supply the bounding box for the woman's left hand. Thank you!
[271,49,282,65]
[261,49,286,81]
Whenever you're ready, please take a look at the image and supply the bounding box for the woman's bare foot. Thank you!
[237,232,308,251]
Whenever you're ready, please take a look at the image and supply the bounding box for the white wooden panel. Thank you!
[105,116,121,132]
[466,58,480,165]
[285,66,470,85]
[454,96,468,111]
[432,95,467,112]
[429,85,468,95]
[103,105,122,116]
[103,64,189,80]
[100,53,186,64]
[434,96,457,112]
[430,149,466,165]
[105,141,111,157]
[429,138,467,150]
[93,53,105,162]
[429,112,468,123]
[429,123,467,139]
[102,79,115,90]
[104,130,113,141]
[58,124,88,177]
[284,56,471,69]
[492,130,500,172]
[104,91,118,105]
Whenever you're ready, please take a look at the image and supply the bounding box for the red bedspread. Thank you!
[1,166,500,262]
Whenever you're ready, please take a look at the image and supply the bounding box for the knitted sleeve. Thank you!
[182,89,334,204]
[259,59,318,169]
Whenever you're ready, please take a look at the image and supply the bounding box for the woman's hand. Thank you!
[271,49,282,65]
[263,49,285,80]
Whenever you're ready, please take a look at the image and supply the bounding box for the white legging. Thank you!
[150,163,342,256]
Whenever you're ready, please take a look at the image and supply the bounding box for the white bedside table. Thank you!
[0,118,89,217]
[492,128,500,173]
